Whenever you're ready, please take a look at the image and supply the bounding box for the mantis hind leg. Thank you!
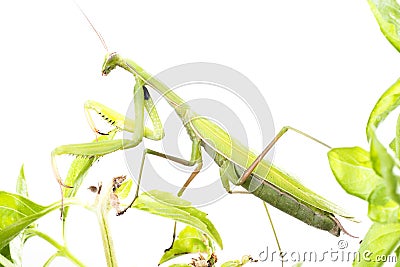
[237,126,331,185]
[220,160,283,266]
[263,202,284,267]
[220,126,331,266]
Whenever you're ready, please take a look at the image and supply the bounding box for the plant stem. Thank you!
[0,254,14,267]
[43,252,63,267]
[46,197,85,213]
[96,179,119,267]
[49,190,118,266]
[26,229,85,267]
[97,210,118,267]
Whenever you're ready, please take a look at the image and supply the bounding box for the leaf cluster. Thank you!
[327,2,400,265]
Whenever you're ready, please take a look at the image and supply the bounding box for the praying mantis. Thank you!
[51,7,355,240]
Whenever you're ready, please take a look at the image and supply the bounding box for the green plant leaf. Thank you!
[0,253,14,267]
[368,0,400,52]
[63,155,96,198]
[366,78,400,141]
[16,165,28,198]
[0,245,12,267]
[221,261,245,267]
[370,129,400,205]
[132,190,223,249]
[114,178,132,200]
[395,114,400,159]
[221,255,257,267]
[63,131,117,199]
[390,138,396,152]
[1,166,27,267]
[2,166,36,267]
[62,130,117,221]
[328,147,383,200]
[159,226,211,265]
[368,184,400,223]
[354,222,400,267]
[0,192,61,250]
[140,190,193,207]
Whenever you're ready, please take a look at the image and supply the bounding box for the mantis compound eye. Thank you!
[101,52,118,76]
[108,52,117,59]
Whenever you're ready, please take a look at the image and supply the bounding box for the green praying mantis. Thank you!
[51,7,356,240]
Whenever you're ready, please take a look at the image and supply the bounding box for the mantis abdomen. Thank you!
[234,164,341,236]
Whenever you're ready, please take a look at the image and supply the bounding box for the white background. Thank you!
[1,0,400,266]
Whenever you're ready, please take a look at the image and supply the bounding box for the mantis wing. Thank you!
[189,116,355,221]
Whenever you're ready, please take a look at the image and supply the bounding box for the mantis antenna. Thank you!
[73,1,109,52]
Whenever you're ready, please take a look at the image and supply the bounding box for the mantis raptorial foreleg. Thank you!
[52,77,160,188]
[84,86,163,140]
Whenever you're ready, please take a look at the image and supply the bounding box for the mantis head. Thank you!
[102,52,120,76]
